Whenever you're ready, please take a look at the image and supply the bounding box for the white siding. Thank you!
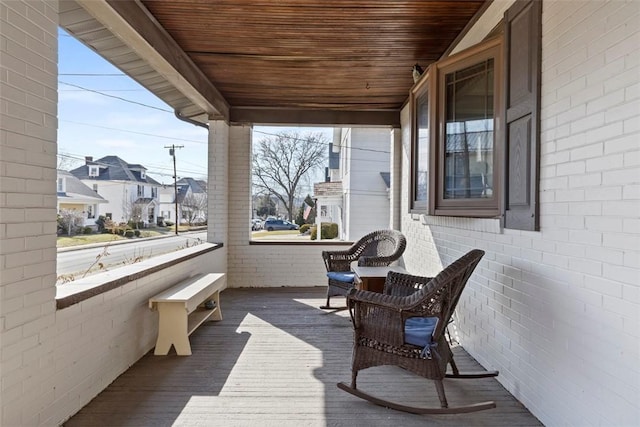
[398,1,640,425]
[343,128,392,241]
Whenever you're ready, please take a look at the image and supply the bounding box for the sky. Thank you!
[57,28,333,187]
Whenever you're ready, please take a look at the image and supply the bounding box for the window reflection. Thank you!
[415,90,429,202]
[444,59,494,200]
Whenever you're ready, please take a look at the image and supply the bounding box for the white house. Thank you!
[158,177,208,225]
[70,156,161,226]
[319,128,392,241]
[56,169,107,228]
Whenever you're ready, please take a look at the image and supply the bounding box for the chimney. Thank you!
[85,156,93,164]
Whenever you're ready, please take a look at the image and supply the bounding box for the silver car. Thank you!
[263,219,299,231]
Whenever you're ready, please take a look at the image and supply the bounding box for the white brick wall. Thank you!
[0,1,58,425]
[226,124,345,288]
[399,1,640,425]
[208,119,230,246]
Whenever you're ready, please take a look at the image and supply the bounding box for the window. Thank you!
[87,204,95,219]
[137,185,144,197]
[151,187,157,198]
[408,1,540,226]
[410,69,432,211]
[57,177,64,193]
[429,37,503,217]
[141,170,146,179]
[89,166,99,177]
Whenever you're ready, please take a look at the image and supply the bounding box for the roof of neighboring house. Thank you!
[314,181,343,197]
[57,170,107,204]
[177,177,207,193]
[175,177,207,203]
[70,155,160,185]
[134,197,157,205]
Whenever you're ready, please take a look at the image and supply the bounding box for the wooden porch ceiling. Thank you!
[64,0,488,126]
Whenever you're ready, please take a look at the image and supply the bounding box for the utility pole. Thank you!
[165,144,184,235]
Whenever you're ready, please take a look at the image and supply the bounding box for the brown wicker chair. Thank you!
[320,229,406,310]
[338,249,499,414]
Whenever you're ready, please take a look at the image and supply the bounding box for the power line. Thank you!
[57,152,205,177]
[60,73,127,76]
[253,129,391,155]
[59,119,207,144]
[59,81,172,113]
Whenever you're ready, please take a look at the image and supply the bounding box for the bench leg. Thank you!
[209,291,223,321]
[154,302,192,356]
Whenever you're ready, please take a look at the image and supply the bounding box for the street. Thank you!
[57,231,207,280]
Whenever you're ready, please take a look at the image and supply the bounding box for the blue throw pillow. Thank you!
[326,272,355,283]
[405,317,439,359]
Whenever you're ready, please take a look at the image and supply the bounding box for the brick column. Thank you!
[207,120,229,245]
[0,1,59,425]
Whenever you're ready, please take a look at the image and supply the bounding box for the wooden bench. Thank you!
[149,273,225,356]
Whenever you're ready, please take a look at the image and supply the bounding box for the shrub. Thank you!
[134,229,141,237]
[311,222,339,240]
[82,226,93,234]
[124,230,135,238]
[95,215,107,232]
[164,220,175,227]
[300,224,311,234]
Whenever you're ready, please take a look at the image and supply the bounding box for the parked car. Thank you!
[263,219,299,231]
[251,218,263,231]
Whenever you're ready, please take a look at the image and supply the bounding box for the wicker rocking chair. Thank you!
[320,229,406,310]
[338,249,499,414]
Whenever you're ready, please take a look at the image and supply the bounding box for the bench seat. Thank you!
[149,273,225,356]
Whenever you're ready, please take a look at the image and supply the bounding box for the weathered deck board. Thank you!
[64,287,542,426]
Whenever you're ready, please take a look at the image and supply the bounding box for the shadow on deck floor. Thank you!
[64,287,542,427]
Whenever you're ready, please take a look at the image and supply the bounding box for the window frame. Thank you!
[429,36,504,218]
[409,69,434,212]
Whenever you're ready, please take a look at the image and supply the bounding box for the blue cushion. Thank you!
[326,271,355,283]
[405,317,439,358]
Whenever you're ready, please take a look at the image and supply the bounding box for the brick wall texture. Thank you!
[399,1,639,425]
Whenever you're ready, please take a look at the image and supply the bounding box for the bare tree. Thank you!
[253,131,328,220]
[57,152,82,171]
[122,196,144,226]
[181,192,207,225]
[58,209,84,236]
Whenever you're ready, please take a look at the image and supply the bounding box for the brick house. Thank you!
[1,1,638,426]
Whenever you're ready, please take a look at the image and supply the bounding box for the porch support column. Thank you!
[0,1,58,425]
[207,120,229,245]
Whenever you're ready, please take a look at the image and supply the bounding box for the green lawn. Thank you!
[251,230,308,240]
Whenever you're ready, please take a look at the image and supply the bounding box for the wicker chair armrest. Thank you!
[347,289,409,346]
[322,249,360,272]
[358,254,400,267]
[383,271,434,297]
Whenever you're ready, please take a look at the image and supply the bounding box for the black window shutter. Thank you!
[503,0,542,231]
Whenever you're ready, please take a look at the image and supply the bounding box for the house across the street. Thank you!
[56,169,107,229]
[70,156,161,226]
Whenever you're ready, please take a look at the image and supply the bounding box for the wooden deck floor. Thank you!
[64,287,542,427]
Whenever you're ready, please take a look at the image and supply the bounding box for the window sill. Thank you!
[419,214,502,233]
